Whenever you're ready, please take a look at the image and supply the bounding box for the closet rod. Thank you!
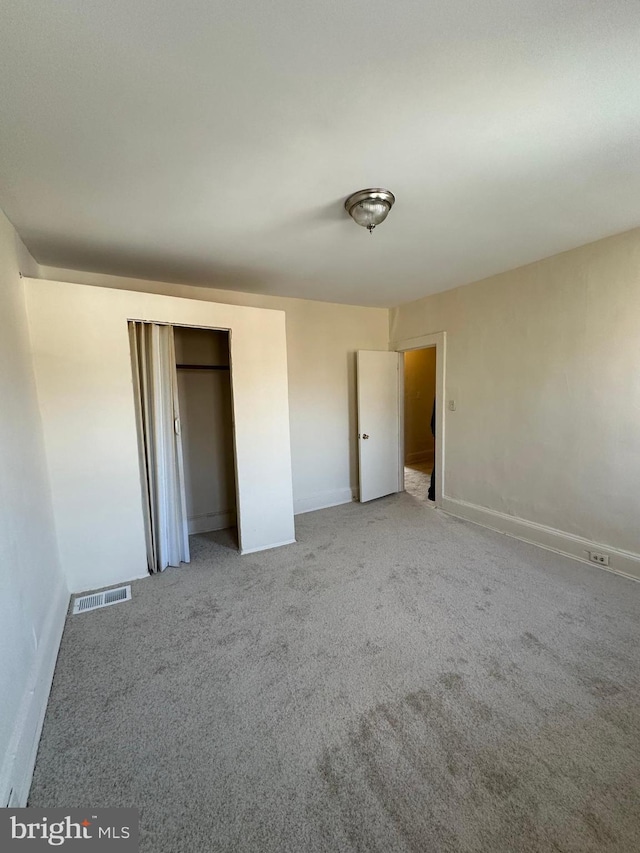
[176,364,230,370]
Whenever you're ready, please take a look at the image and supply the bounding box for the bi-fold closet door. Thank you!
[129,321,190,573]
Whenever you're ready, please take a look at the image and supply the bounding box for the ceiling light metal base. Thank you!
[344,188,395,211]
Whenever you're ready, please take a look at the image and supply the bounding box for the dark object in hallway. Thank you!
[428,398,436,501]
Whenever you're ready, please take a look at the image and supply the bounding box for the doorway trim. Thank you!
[391,332,446,506]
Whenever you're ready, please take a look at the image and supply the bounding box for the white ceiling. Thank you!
[1,1,639,307]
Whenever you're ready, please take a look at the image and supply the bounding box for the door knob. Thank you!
[362,434,370,440]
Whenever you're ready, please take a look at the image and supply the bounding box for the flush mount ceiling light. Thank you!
[344,188,395,234]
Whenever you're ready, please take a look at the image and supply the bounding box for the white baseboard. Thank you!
[441,496,640,582]
[405,450,434,465]
[294,487,356,516]
[240,538,297,555]
[0,580,69,807]
[188,510,236,535]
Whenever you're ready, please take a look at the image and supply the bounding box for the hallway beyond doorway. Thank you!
[404,461,432,501]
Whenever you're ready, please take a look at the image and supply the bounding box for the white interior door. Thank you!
[357,350,400,502]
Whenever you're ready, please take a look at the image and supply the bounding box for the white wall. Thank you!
[175,328,236,534]
[37,266,390,513]
[0,210,67,807]
[25,278,296,593]
[391,228,640,578]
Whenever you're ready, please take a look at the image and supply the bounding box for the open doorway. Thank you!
[356,337,444,507]
[174,327,238,550]
[129,321,238,574]
[403,347,436,501]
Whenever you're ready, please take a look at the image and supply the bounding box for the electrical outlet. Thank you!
[589,551,610,567]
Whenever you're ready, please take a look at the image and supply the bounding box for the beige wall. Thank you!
[38,265,390,513]
[25,279,296,592]
[0,211,66,806]
[391,228,640,559]
[404,348,436,464]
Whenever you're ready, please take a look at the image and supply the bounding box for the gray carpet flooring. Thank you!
[30,494,640,852]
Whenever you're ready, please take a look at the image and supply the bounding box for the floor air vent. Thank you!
[73,585,132,615]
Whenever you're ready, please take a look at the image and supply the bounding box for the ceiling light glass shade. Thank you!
[351,199,390,228]
[345,188,395,233]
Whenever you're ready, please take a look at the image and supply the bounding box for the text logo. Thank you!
[1,809,138,850]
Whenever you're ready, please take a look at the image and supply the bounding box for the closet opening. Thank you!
[175,326,238,550]
[128,321,238,575]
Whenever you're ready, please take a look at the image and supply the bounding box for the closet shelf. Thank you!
[176,364,230,370]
